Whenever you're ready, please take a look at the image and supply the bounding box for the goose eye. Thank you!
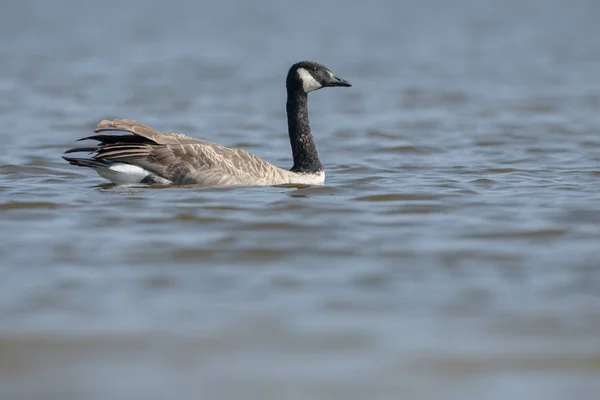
[311,66,318,72]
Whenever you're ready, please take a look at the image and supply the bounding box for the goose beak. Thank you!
[325,72,352,88]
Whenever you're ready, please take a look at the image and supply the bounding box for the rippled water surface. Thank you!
[1,0,600,399]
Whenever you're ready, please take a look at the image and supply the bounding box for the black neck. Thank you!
[287,89,323,173]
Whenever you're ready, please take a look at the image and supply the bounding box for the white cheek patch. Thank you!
[297,68,322,93]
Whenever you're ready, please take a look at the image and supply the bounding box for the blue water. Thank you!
[1,1,600,399]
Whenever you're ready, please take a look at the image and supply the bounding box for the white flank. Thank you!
[297,68,322,93]
[95,163,150,184]
[287,170,325,185]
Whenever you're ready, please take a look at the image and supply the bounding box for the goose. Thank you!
[63,61,351,187]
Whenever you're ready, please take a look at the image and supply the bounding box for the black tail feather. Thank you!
[64,126,153,169]
[77,134,151,145]
[63,147,98,154]
[62,156,108,169]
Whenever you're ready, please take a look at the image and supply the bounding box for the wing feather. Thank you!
[72,119,290,186]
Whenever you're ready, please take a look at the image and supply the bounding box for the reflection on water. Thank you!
[1,0,600,399]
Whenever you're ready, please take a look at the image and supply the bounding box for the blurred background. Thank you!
[1,0,600,399]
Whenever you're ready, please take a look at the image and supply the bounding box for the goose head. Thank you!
[286,61,352,93]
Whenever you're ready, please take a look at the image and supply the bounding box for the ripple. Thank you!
[0,164,66,177]
[366,130,398,139]
[484,168,521,173]
[167,247,286,263]
[469,179,498,187]
[150,248,220,262]
[237,221,309,231]
[465,228,569,239]
[286,186,341,197]
[380,145,441,154]
[140,275,178,290]
[382,204,454,214]
[421,353,600,374]
[174,213,226,224]
[354,193,442,202]
[0,201,62,210]
[351,271,391,289]
[474,141,506,147]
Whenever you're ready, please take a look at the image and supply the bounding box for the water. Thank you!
[1,0,600,398]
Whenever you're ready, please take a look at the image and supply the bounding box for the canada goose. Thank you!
[63,61,351,186]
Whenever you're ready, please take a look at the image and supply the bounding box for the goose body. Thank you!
[63,61,351,187]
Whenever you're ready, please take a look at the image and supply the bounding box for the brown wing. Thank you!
[93,119,208,145]
[81,119,289,186]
